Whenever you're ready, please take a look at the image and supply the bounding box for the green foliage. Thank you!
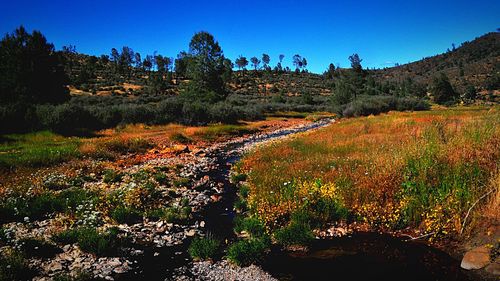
[0,249,34,281]
[231,173,247,183]
[170,133,192,144]
[234,216,266,238]
[226,237,270,266]
[53,227,123,256]
[430,73,459,104]
[18,237,61,258]
[0,131,80,168]
[145,206,191,223]
[0,26,68,104]
[103,169,124,184]
[182,31,229,102]
[274,220,314,247]
[341,96,429,117]
[188,237,220,260]
[111,206,142,224]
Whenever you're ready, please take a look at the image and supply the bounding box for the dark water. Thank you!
[118,124,472,281]
[262,233,471,281]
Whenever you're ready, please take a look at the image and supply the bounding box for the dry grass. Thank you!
[241,106,500,238]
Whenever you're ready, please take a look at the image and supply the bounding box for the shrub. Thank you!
[170,133,192,144]
[188,237,220,260]
[234,216,266,238]
[103,169,124,184]
[111,206,142,224]
[230,173,247,183]
[52,228,80,245]
[54,227,123,256]
[18,237,61,258]
[274,221,314,247]
[0,249,35,281]
[227,237,270,266]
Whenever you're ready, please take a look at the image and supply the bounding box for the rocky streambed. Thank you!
[1,117,487,281]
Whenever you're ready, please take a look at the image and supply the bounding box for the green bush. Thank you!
[111,206,142,224]
[0,249,35,281]
[234,216,266,238]
[188,237,220,260]
[53,227,123,256]
[102,169,124,183]
[274,221,314,247]
[18,237,61,258]
[230,173,247,183]
[227,237,270,266]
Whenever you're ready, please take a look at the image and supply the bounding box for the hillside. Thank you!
[370,32,500,93]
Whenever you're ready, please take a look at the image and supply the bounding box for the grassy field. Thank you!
[240,106,500,239]
[0,117,312,169]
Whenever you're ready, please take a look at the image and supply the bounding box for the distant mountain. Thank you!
[370,32,500,93]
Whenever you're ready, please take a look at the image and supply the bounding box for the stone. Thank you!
[485,260,500,275]
[461,245,491,270]
[186,229,196,237]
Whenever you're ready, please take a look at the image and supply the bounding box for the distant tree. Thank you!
[222,58,233,83]
[174,51,191,78]
[325,63,336,79]
[430,73,458,104]
[463,84,477,102]
[330,79,354,105]
[143,55,153,72]
[235,55,248,70]
[292,54,301,71]
[0,26,68,103]
[134,52,142,69]
[279,54,285,63]
[262,53,270,70]
[301,57,308,71]
[184,31,228,102]
[348,53,362,72]
[250,56,260,70]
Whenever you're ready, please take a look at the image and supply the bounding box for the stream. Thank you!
[119,119,471,281]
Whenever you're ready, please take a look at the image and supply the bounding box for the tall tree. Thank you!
[250,56,260,70]
[348,53,363,72]
[235,55,248,70]
[430,73,458,104]
[0,26,68,103]
[292,54,305,72]
[262,53,270,70]
[184,31,228,102]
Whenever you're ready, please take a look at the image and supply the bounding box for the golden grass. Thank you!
[241,106,500,237]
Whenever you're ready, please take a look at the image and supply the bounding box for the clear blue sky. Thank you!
[1,0,498,73]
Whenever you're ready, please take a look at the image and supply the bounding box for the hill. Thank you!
[370,32,500,93]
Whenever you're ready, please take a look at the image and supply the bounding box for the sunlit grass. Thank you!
[241,106,500,238]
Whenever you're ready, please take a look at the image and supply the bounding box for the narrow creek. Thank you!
[119,119,471,281]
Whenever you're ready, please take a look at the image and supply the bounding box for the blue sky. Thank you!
[1,0,498,73]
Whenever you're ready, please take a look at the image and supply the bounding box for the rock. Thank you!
[47,261,63,272]
[186,229,196,237]
[200,221,205,228]
[461,245,491,270]
[485,259,500,275]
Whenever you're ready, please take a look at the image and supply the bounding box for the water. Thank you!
[262,233,471,281]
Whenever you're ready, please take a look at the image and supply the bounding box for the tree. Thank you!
[430,73,458,104]
[331,79,354,105]
[279,54,285,64]
[325,63,336,79]
[174,51,191,78]
[262,53,270,70]
[301,57,308,72]
[348,53,362,72]
[250,56,260,70]
[235,55,248,70]
[0,26,68,103]
[143,55,153,72]
[184,31,228,102]
[134,52,142,69]
[292,54,305,72]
